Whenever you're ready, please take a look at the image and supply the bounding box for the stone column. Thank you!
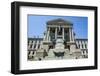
[82,41,85,49]
[79,41,82,49]
[71,29,74,42]
[36,41,39,49]
[32,41,35,50]
[47,27,50,41]
[55,27,57,40]
[62,27,64,40]
[69,28,72,42]
[43,31,46,41]
[28,40,32,50]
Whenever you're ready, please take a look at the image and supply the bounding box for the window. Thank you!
[34,44,36,49]
[30,44,32,48]
[78,44,80,48]
[85,44,87,49]
[82,44,83,49]
[38,44,40,49]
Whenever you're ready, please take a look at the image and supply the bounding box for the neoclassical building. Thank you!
[28,18,88,61]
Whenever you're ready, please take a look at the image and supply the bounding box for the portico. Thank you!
[43,18,75,49]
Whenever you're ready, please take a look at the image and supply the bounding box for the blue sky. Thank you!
[28,15,88,39]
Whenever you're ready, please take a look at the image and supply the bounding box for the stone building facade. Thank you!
[28,19,88,61]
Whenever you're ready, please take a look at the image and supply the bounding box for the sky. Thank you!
[28,15,88,39]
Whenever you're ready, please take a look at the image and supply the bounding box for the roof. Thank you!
[47,18,73,25]
[28,38,43,41]
[28,38,88,42]
[75,39,88,41]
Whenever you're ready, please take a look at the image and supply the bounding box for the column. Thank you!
[71,29,74,42]
[47,27,50,41]
[79,41,82,49]
[55,27,57,40]
[69,28,72,42]
[29,51,33,57]
[45,28,48,41]
[62,27,64,40]
[43,31,46,40]
[36,41,39,49]
[82,41,85,49]
[32,41,35,50]
[45,32,48,41]
[28,40,32,50]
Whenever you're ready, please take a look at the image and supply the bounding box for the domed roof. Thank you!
[47,18,73,25]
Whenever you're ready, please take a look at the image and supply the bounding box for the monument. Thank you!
[28,18,88,61]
